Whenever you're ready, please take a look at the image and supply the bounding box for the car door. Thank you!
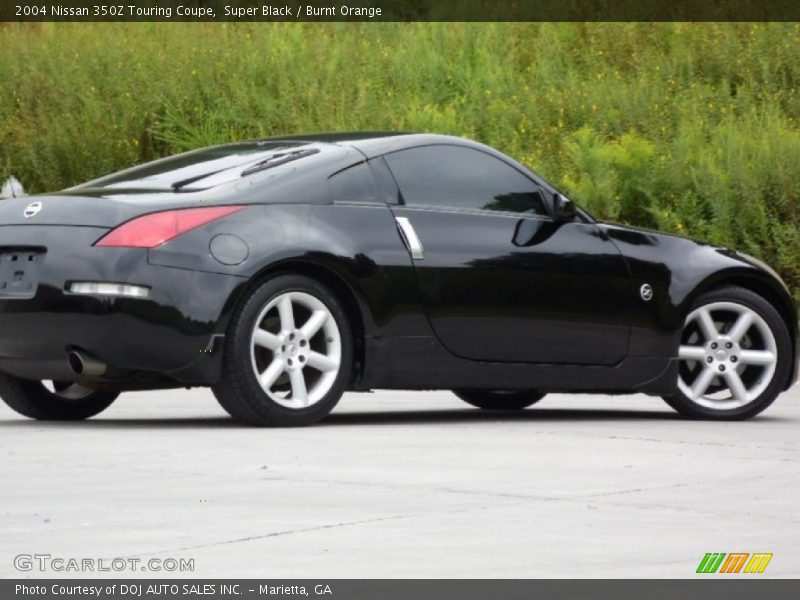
[380,144,631,365]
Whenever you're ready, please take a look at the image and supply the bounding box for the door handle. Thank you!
[395,217,424,260]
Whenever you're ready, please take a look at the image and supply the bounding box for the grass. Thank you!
[1,22,799,300]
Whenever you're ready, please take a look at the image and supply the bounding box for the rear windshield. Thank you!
[74,142,318,192]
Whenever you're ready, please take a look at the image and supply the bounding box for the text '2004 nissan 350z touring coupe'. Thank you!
[0,133,796,425]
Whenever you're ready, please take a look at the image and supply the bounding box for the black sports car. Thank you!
[0,133,796,425]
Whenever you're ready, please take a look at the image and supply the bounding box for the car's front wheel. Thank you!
[213,274,353,427]
[0,374,119,420]
[454,389,545,410]
[663,286,791,420]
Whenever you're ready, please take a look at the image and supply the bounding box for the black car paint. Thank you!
[388,206,632,366]
[0,133,796,395]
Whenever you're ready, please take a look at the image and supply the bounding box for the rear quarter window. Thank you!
[328,163,379,203]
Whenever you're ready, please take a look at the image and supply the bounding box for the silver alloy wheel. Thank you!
[249,291,341,409]
[43,381,96,401]
[677,301,778,410]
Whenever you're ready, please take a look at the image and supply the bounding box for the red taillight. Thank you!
[95,206,245,248]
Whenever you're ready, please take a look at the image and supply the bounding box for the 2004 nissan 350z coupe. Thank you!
[0,133,797,425]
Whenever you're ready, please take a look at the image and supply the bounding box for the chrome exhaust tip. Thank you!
[68,351,107,377]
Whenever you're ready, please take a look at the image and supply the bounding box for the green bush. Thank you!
[1,22,798,302]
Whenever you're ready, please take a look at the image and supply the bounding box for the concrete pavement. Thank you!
[1,386,798,578]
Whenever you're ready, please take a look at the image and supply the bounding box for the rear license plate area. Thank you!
[0,248,45,299]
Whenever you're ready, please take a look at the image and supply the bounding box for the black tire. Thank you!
[0,374,118,420]
[454,389,545,410]
[662,286,792,420]
[212,274,354,427]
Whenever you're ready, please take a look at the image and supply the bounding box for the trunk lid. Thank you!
[0,190,199,228]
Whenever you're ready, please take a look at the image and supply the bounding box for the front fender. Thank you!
[600,224,797,389]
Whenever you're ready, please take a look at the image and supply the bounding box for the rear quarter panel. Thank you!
[148,202,426,338]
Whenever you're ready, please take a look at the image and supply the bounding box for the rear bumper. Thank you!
[0,226,245,385]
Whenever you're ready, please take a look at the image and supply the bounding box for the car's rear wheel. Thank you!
[663,286,791,420]
[0,374,118,420]
[213,274,353,427]
[454,389,545,410]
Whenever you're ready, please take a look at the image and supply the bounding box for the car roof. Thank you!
[258,132,481,159]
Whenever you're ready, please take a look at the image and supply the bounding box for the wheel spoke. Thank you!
[51,382,95,400]
[277,295,295,331]
[301,310,328,339]
[695,308,719,341]
[253,328,281,350]
[678,345,706,361]
[306,351,338,373]
[727,310,754,343]
[690,367,716,399]
[738,349,775,366]
[259,359,285,389]
[724,370,749,402]
[289,369,308,404]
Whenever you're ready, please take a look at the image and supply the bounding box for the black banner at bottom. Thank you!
[4,580,800,600]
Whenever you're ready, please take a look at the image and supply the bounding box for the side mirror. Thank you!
[553,193,577,221]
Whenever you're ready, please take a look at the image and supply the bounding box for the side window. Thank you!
[383,145,547,216]
[328,162,378,203]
